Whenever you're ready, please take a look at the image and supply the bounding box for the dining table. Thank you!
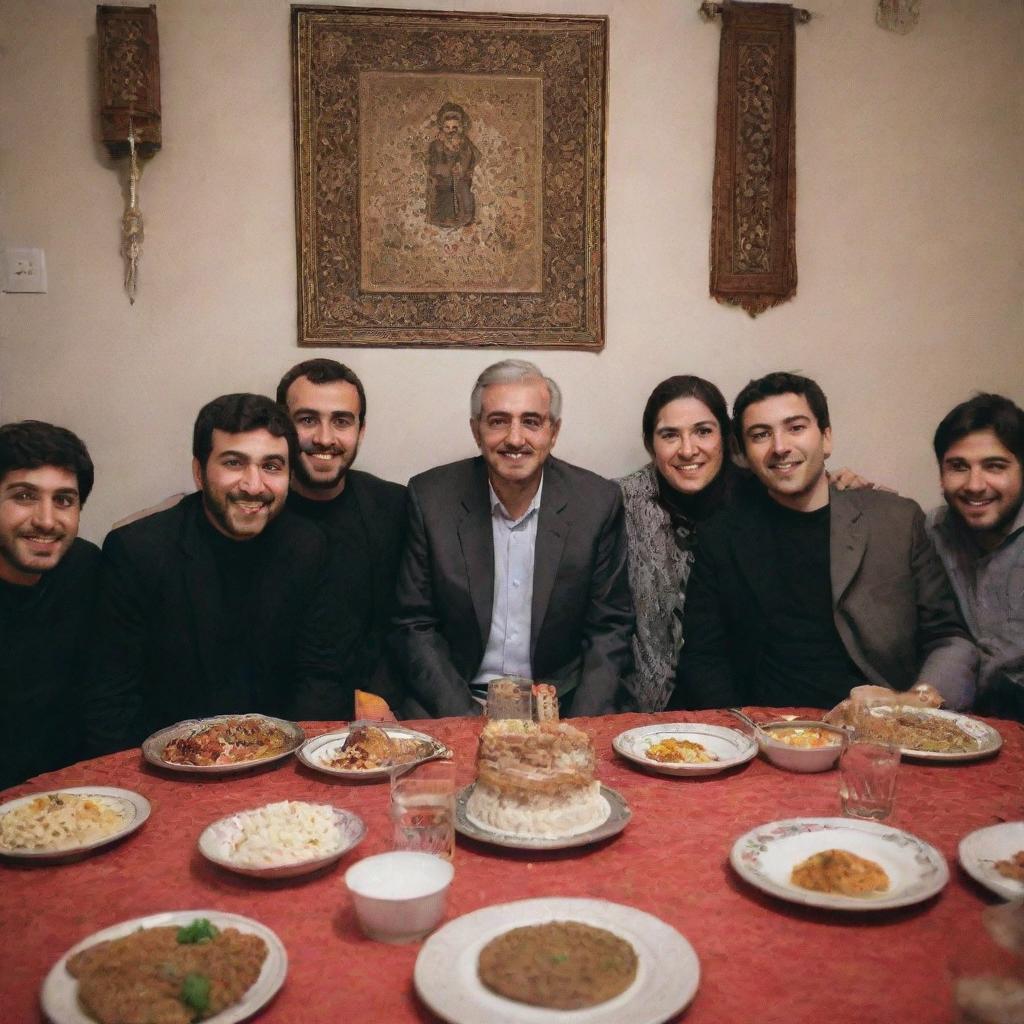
[3,708,1022,1024]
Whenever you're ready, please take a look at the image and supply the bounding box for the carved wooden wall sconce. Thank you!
[97,4,161,304]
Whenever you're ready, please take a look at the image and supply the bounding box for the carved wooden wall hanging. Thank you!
[292,7,607,349]
[97,4,161,304]
[706,1,802,317]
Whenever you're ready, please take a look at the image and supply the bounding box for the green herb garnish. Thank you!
[181,972,211,1015]
[176,918,219,944]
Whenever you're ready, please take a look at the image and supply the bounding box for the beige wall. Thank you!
[1,0,1021,544]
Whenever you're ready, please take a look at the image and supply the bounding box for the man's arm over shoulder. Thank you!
[564,481,634,717]
[905,499,978,709]
[671,517,742,710]
[391,475,478,717]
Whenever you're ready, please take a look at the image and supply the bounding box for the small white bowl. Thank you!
[759,720,846,773]
[345,851,454,944]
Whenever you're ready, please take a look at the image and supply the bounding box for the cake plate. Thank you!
[454,783,630,850]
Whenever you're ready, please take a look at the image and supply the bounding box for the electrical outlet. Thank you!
[4,248,48,293]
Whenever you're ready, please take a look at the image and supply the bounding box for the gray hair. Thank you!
[470,359,563,421]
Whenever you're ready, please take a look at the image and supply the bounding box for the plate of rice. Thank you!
[0,787,150,862]
[198,800,366,878]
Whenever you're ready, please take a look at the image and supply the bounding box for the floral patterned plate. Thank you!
[730,817,949,911]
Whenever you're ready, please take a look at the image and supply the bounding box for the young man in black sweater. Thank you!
[0,421,100,788]
[277,360,408,712]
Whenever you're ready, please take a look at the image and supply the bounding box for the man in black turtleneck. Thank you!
[276,359,408,711]
[673,372,977,712]
[0,421,99,788]
[84,394,348,754]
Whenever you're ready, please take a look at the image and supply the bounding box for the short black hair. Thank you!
[641,375,730,456]
[0,420,95,505]
[192,394,297,470]
[275,359,366,424]
[933,393,1024,465]
[732,371,830,447]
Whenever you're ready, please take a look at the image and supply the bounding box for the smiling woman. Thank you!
[618,376,738,712]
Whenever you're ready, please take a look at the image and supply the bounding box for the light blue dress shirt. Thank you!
[470,478,543,698]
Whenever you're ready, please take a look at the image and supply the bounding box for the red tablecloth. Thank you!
[3,710,1022,1024]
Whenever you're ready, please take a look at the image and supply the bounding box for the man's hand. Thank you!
[830,466,871,491]
[905,682,945,708]
[828,467,897,493]
[825,682,944,724]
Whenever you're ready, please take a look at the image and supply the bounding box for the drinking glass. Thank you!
[485,677,533,721]
[839,734,900,820]
[389,761,456,860]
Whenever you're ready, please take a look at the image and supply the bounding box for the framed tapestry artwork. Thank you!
[292,7,607,349]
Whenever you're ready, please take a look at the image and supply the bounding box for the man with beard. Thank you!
[928,394,1024,720]
[426,102,479,228]
[673,372,977,712]
[277,359,408,709]
[0,421,99,786]
[84,394,348,753]
[394,359,634,717]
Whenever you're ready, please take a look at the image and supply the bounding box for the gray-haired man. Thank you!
[393,360,634,718]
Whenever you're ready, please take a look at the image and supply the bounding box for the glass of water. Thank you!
[485,677,533,721]
[390,761,457,860]
[839,733,900,821]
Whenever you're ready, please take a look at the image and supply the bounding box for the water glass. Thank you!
[389,761,456,860]
[839,735,900,820]
[485,677,533,721]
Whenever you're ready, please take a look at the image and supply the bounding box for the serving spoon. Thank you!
[726,708,770,741]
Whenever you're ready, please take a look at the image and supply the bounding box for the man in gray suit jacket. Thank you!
[673,372,976,712]
[393,360,634,718]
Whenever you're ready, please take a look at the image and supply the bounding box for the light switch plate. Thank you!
[4,248,48,293]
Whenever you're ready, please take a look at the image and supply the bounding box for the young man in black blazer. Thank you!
[673,372,976,713]
[85,394,349,754]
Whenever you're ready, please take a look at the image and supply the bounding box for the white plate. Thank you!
[863,706,1002,762]
[730,816,949,911]
[454,783,630,851]
[959,821,1024,900]
[414,897,699,1024]
[40,909,287,1024]
[0,787,150,862]
[142,713,305,774]
[198,802,367,878]
[612,723,757,776]
[297,725,450,780]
